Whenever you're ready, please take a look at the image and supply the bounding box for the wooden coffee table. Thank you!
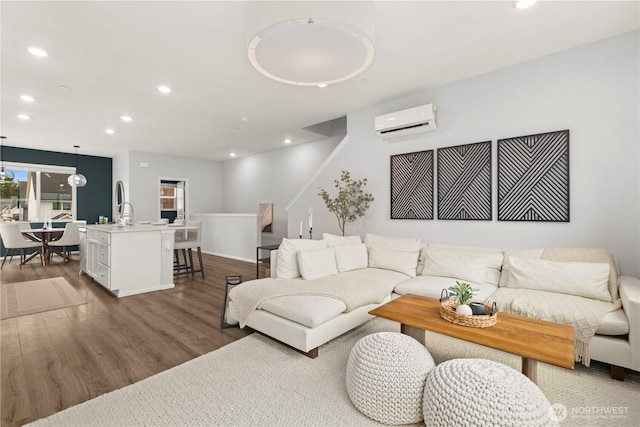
[369,294,574,383]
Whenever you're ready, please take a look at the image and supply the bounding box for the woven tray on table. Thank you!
[439,300,497,328]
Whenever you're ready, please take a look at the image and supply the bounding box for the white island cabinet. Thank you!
[79,224,176,297]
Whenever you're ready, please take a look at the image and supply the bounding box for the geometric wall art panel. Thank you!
[390,150,434,219]
[437,141,492,220]
[497,129,569,222]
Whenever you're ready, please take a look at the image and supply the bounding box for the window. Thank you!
[0,162,77,222]
[160,183,177,211]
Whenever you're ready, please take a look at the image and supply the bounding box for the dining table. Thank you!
[21,228,66,266]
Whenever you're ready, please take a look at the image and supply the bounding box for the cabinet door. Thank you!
[94,262,110,289]
[86,240,97,277]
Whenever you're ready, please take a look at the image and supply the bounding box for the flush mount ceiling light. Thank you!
[120,115,132,122]
[0,136,15,181]
[105,129,115,135]
[248,18,374,86]
[20,95,35,102]
[68,145,87,187]
[157,85,171,93]
[17,114,30,120]
[247,2,375,87]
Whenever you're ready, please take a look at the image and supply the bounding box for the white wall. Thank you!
[127,151,224,222]
[192,213,261,262]
[289,31,640,276]
[223,121,345,245]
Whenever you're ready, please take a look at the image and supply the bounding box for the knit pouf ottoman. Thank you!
[423,359,558,427]
[346,332,435,425]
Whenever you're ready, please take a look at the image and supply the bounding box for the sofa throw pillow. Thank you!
[276,238,328,279]
[421,245,504,285]
[322,233,362,247]
[297,247,338,280]
[364,233,421,252]
[422,253,489,284]
[498,249,545,287]
[334,243,368,272]
[505,256,611,302]
[368,247,419,277]
[540,247,619,302]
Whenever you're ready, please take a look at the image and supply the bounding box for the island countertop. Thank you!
[82,224,181,233]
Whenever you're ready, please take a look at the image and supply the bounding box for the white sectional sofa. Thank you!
[227,233,639,379]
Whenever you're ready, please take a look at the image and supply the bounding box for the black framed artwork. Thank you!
[390,150,434,219]
[437,141,492,220]
[497,129,569,222]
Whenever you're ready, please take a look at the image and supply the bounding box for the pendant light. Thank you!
[0,136,15,181]
[67,145,87,187]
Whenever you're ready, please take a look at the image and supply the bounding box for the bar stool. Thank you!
[173,220,204,279]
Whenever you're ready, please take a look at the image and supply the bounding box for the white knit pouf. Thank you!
[346,332,435,425]
[423,358,558,427]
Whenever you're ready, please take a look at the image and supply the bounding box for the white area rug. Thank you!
[30,319,639,426]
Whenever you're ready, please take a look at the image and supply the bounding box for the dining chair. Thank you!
[173,220,204,279]
[0,222,42,269]
[48,220,86,262]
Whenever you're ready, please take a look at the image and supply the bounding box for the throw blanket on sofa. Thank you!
[229,277,396,328]
[486,288,621,366]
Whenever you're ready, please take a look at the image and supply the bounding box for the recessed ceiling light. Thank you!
[20,95,35,102]
[28,47,48,57]
[240,116,249,122]
[120,115,132,122]
[284,139,292,144]
[157,85,171,93]
[17,114,30,120]
[105,129,115,135]
[59,85,69,90]
[230,152,237,157]
[317,84,328,88]
[513,0,538,9]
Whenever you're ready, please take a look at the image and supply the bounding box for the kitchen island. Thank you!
[79,224,176,297]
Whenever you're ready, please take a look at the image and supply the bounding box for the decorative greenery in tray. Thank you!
[447,281,479,315]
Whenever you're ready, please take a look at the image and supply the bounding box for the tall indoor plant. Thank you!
[318,170,374,236]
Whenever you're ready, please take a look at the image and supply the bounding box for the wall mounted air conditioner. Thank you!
[375,103,437,139]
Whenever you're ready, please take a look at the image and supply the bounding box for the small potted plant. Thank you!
[447,281,478,315]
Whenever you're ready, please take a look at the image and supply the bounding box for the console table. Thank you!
[256,244,279,279]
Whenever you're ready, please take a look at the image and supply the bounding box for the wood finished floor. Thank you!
[1,253,259,427]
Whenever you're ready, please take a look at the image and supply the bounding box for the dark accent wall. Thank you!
[2,145,112,223]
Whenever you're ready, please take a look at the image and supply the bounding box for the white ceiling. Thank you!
[1,1,638,161]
